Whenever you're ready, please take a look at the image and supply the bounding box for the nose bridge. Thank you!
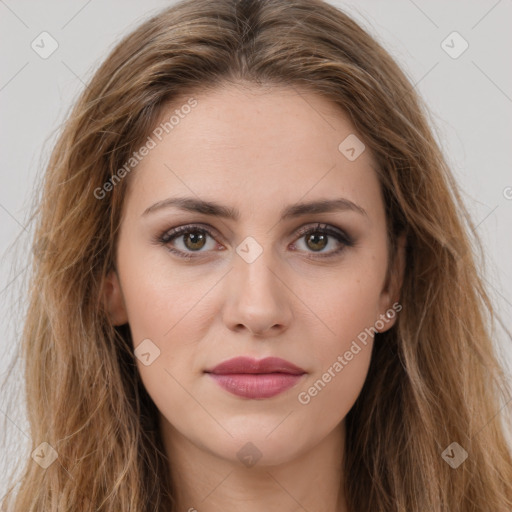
[223,234,292,335]
[232,234,282,302]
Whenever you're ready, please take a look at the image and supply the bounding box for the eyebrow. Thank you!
[142,196,368,220]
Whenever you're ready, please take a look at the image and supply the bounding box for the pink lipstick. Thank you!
[204,356,306,399]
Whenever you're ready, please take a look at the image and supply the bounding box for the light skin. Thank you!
[104,82,404,512]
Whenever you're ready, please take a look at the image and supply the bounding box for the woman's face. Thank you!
[104,83,402,467]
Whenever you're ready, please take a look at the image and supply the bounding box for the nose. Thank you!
[222,246,293,338]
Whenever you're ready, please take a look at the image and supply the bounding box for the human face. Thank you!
[104,83,401,467]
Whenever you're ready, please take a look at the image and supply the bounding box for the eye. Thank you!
[155,222,353,260]
[291,223,353,258]
[156,224,220,260]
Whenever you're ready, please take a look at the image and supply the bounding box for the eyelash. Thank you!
[155,222,354,261]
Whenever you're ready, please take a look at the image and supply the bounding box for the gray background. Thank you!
[1,0,511,494]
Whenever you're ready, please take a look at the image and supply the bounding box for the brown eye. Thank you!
[293,223,354,258]
[305,232,328,252]
[182,231,207,251]
[158,225,218,258]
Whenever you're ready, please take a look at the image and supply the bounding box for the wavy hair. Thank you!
[2,0,512,510]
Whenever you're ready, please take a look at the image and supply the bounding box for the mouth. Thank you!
[204,356,307,399]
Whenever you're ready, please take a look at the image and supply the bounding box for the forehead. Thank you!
[125,83,382,219]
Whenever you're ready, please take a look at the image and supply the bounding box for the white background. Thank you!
[1,0,511,496]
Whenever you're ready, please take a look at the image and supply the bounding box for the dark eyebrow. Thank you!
[142,196,368,220]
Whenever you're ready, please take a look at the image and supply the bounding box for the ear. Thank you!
[102,269,129,326]
[377,232,406,332]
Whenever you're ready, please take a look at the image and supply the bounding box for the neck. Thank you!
[160,418,349,512]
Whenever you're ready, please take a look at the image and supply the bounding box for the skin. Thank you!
[103,82,404,512]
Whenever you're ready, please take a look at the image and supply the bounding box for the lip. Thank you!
[204,356,307,399]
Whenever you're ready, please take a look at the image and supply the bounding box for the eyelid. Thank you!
[159,223,223,244]
[294,222,351,242]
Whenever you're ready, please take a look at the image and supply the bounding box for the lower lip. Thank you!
[207,373,304,399]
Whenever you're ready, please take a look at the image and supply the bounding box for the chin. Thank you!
[201,423,313,468]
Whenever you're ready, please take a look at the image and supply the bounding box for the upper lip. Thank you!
[205,356,306,375]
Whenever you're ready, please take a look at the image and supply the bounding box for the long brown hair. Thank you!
[2,0,511,510]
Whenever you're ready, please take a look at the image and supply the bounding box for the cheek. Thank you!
[295,337,372,443]
[300,260,385,351]
[292,255,384,412]
[123,267,216,439]
[119,248,217,348]
[291,280,379,440]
